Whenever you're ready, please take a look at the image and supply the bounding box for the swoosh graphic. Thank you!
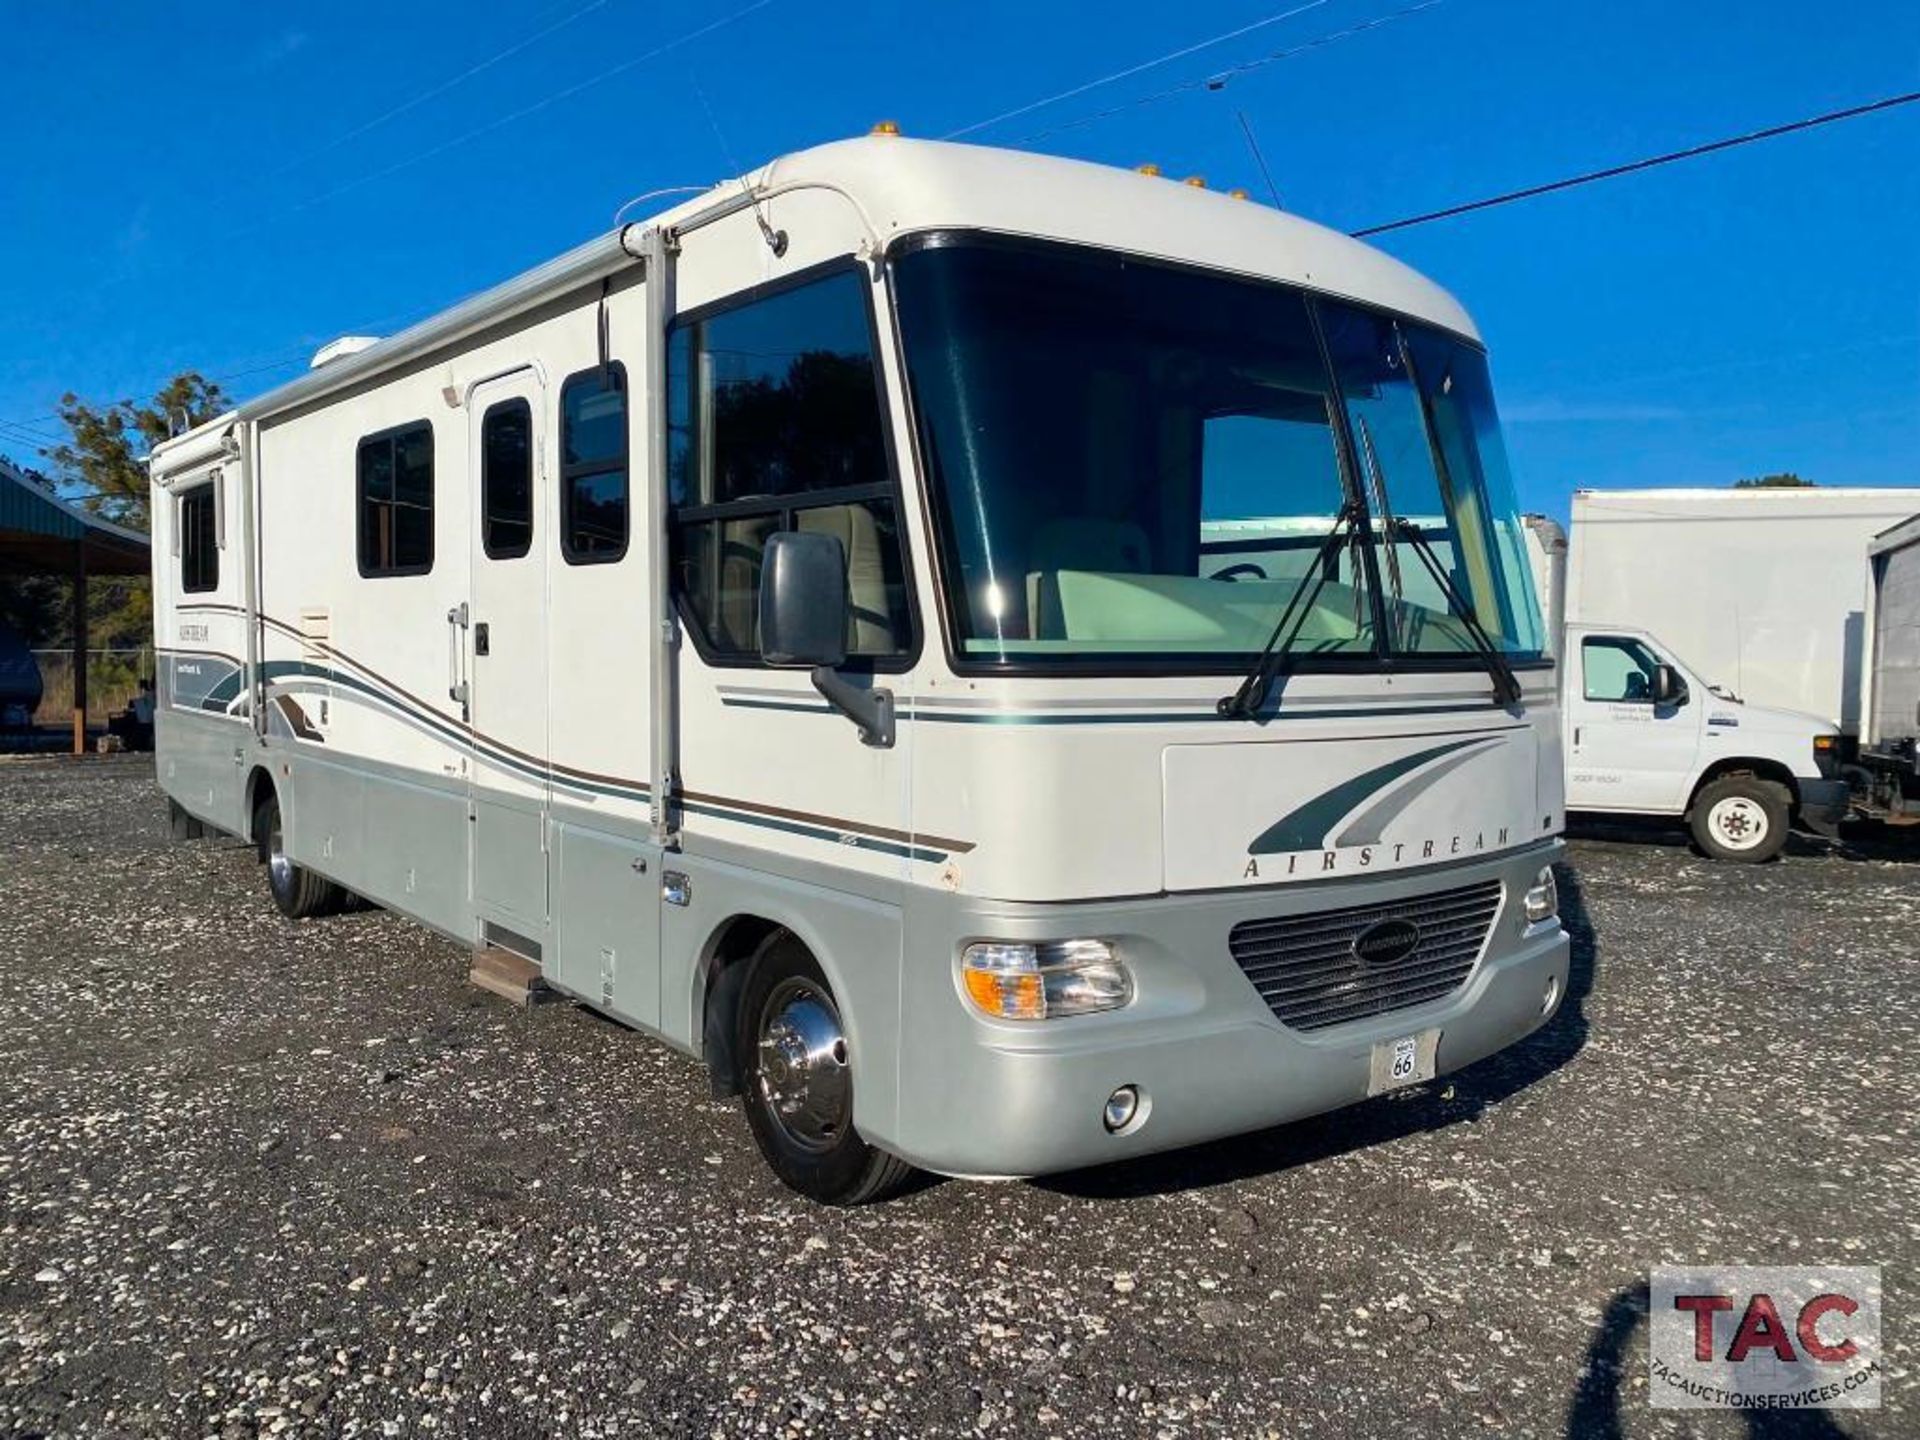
[1247,738,1485,855]
[1331,739,1502,848]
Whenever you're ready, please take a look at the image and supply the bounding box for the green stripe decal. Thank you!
[1248,738,1485,855]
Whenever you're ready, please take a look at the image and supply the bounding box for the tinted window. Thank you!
[560,364,627,563]
[1583,636,1661,702]
[357,421,434,576]
[668,270,911,661]
[180,484,218,592]
[481,398,533,560]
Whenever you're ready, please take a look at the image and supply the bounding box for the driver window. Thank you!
[1582,636,1660,703]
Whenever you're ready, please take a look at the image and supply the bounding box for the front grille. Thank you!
[1228,879,1503,1033]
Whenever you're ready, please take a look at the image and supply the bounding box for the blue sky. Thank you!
[1,0,1915,520]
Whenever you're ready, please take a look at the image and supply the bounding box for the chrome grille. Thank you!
[1228,879,1503,1033]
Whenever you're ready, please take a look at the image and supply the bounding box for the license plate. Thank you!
[1368,1029,1439,1095]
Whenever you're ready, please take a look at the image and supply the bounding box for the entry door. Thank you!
[1566,632,1699,811]
[468,371,551,943]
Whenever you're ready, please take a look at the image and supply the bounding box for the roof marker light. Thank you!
[1183,175,1206,188]
[1134,163,1162,176]
[1228,187,1251,200]
[870,119,901,136]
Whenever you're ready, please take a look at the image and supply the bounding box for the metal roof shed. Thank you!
[0,457,151,753]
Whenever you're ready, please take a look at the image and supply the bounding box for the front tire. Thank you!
[1689,776,1790,863]
[736,934,914,1205]
[253,789,343,919]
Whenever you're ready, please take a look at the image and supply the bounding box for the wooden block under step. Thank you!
[469,945,548,1006]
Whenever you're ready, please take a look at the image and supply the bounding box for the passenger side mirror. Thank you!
[1651,663,1687,707]
[758,530,894,748]
[759,529,849,669]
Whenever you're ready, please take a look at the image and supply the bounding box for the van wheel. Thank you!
[253,789,342,919]
[736,934,915,1206]
[1690,776,1790,863]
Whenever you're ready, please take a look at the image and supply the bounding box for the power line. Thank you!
[262,0,615,180]
[255,0,778,228]
[1009,0,1446,146]
[943,0,1339,141]
[1352,89,1920,237]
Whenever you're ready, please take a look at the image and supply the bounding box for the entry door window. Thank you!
[1582,635,1662,703]
[481,398,533,560]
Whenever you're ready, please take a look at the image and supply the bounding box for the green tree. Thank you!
[1734,473,1815,488]
[45,371,229,532]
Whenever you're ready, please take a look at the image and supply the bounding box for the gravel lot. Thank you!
[1,756,1914,1439]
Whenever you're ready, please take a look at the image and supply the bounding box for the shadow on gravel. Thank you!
[1564,1282,1858,1439]
[1033,863,1601,1200]
[1566,812,1920,866]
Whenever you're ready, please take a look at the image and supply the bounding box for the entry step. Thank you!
[469,945,549,1007]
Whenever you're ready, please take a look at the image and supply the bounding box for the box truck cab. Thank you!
[1563,621,1849,860]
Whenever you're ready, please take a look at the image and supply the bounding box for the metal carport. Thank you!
[0,457,151,753]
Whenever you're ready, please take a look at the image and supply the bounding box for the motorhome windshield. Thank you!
[892,236,1545,669]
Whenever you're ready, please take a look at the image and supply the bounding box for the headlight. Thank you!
[960,938,1132,1020]
[1522,866,1559,924]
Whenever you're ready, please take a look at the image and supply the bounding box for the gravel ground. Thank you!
[1,755,1914,1439]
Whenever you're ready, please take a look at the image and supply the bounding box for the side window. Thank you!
[357,421,434,576]
[560,364,628,563]
[1582,636,1658,702]
[667,268,913,661]
[179,484,218,592]
[481,398,533,560]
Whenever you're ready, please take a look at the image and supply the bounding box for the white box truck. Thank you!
[1856,515,1920,818]
[1525,487,1920,860]
[149,134,1570,1203]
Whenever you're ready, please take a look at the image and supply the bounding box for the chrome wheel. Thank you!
[755,978,850,1154]
[266,807,295,896]
[1708,795,1769,852]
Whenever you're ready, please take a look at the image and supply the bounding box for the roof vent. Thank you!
[309,335,381,369]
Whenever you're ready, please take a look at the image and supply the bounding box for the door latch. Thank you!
[474,622,490,657]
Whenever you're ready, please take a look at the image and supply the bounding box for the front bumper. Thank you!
[1795,777,1852,836]
[884,841,1571,1178]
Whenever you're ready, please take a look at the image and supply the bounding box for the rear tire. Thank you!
[1689,776,1790,863]
[736,933,915,1205]
[253,789,343,919]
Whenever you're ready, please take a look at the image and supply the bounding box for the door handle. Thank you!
[474,622,490,657]
[446,604,469,717]
[1572,725,1581,747]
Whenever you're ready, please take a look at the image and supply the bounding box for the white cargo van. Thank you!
[1522,492,1899,861]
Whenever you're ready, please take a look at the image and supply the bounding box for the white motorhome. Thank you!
[149,136,1569,1203]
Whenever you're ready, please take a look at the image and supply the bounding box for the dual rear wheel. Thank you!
[252,788,344,919]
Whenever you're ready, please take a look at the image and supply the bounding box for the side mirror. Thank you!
[759,530,849,669]
[757,530,894,748]
[1651,663,1687,707]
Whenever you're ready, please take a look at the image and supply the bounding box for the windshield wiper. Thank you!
[1217,499,1360,719]
[1383,516,1524,708]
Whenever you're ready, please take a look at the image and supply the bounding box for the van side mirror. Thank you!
[1651,663,1687,707]
[758,530,894,748]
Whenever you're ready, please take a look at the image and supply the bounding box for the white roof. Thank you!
[707,137,1476,336]
[155,136,1476,467]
